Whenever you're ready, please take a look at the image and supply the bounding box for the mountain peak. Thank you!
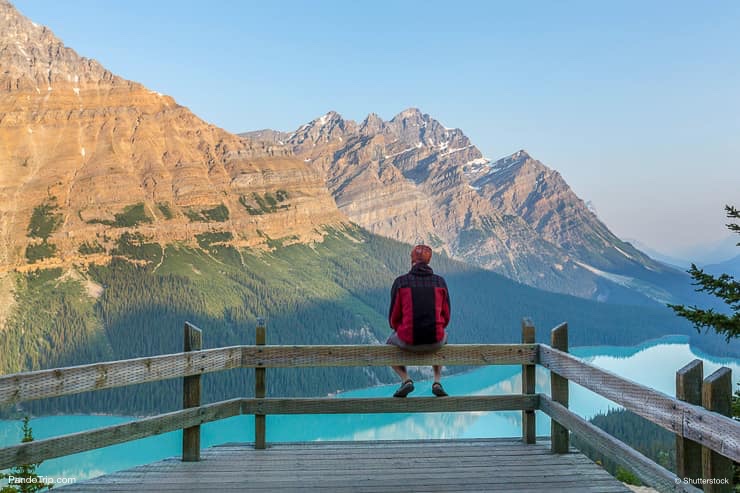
[512,149,532,160]
[363,112,382,123]
[401,107,422,115]
[486,149,538,175]
[361,112,384,134]
[315,110,343,126]
[392,107,425,122]
[1,0,120,92]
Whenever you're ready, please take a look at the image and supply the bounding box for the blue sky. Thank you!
[14,0,740,261]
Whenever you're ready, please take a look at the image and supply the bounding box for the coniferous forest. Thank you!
[573,409,675,485]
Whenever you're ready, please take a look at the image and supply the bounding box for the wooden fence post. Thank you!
[522,318,536,444]
[550,322,569,454]
[701,367,732,493]
[182,322,202,462]
[255,317,266,450]
[675,359,702,482]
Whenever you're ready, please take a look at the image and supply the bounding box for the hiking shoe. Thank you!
[393,379,415,398]
[432,382,448,397]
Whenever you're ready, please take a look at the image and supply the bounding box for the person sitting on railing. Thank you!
[387,244,451,398]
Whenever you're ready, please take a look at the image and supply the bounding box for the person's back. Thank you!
[386,245,451,397]
[389,262,449,347]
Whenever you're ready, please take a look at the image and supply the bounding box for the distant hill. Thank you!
[623,238,690,270]
[679,235,740,266]
[703,253,740,279]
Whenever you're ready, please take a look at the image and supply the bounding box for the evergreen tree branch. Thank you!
[669,205,739,341]
[668,303,740,341]
[686,264,740,307]
[726,205,739,236]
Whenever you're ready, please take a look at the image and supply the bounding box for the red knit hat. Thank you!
[411,244,432,264]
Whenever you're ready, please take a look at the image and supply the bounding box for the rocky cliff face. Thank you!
[470,150,659,270]
[0,0,345,272]
[245,109,681,302]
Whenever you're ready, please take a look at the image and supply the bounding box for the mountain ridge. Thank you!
[242,109,690,305]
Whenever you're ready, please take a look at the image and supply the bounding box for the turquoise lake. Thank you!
[0,335,738,482]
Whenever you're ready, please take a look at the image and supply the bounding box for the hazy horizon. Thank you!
[12,0,739,259]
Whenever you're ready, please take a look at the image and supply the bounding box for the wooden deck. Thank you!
[57,439,631,492]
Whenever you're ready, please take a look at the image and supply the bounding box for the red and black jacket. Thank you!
[388,263,451,345]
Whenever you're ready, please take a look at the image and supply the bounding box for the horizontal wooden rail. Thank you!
[0,395,536,470]
[0,344,536,405]
[540,396,700,493]
[0,346,243,406]
[0,399,243,471]
[539,345,740,463]
[241,395,538,415]
[241,344,537,368]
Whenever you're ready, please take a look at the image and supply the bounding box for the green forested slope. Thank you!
[0,225,726,416]
[573,408,675,484]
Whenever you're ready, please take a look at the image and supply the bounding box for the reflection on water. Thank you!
[0,335,737,482]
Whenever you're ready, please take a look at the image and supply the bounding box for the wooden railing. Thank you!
[0,320,737,493]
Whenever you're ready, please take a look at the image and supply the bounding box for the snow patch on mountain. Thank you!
[575,261,674,304]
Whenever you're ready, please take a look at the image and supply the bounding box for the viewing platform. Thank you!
[1,320,737,492]
[56,439,631,492]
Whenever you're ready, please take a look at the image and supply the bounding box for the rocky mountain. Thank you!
[244,109,688,304]
[0,0,345,275]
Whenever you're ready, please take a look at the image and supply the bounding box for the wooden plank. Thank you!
[0,346,243,405]
[539,345,740,462]
[195,453,586,463]
[182,322,202,462]
[255,318,266,450]
[218,437,546,447]
[61,486,628,493]
[241,344,537,368]
[213,437,545,448]
[59,487,626,493]
[539,395,700,493]
[522,318,536,444]
[81,476,616,487]
[208,447,566,459]
[675,359,702,481]
[241,395,538,415]
[0,399,242,470]
[701,367,733,493]
[201,449,565,461]
[60,481,628,493]
[210,442,561,453]
[95,465,621,480]
[550,323,569,454]
[142,456,597,469]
